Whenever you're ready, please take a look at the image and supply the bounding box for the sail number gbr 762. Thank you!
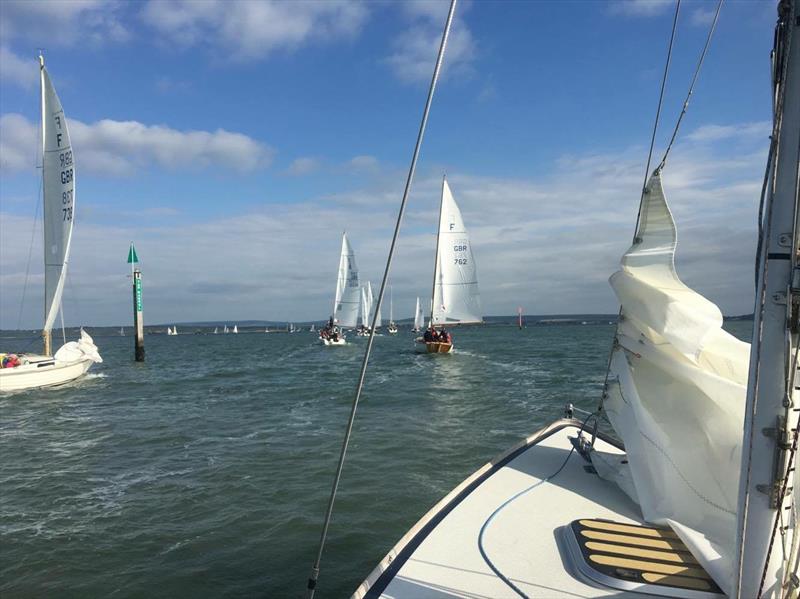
[453,243,468,265]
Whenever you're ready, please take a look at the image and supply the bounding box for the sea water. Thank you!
[0,321,751,597]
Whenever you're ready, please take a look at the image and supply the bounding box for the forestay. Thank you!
[42,64,75,334]
[333,233,360,328]
[432,180,481,325]
[600,171,749,595]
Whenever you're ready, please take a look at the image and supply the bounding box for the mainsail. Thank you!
[41,62,75,338]
[413,297,423,330]
[360,286,370,328]
[368,281,381,328]
[601,171,750,593]
[431,179,481,325]
[333,233,360,328]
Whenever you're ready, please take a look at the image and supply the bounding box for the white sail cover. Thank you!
[414,297,423,330]
[334,233,360,328]
[432,180,481,325]
[601,171,749,594]
[41,65,75,334]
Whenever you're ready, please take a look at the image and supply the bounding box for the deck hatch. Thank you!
[565,519,724,598]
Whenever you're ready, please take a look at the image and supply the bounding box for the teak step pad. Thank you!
[569,519,723,596]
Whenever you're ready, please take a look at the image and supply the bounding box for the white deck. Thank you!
[356,420,656,598]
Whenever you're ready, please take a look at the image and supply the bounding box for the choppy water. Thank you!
[0,322,751,597]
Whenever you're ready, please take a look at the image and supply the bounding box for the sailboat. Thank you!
[415,177,482,353]
[387,286,398,334]
[355,2,800,597]
[322,232,359,345]
[370,282,381,332]
[232,325,238,334]
[0,56,102,392]
[213,327,218,334]
[166,326,176,336]
[411,297,423,333]
[309,324,316,333]
[357,284,372,337]
[223,325,229,334]
[119,327,125,336]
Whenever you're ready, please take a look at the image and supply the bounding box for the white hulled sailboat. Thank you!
[0,56,101,392]
[356,2,800,597]
[387,286,398,334]
[415,177,482,353]
[411,297,423,333]
[322,233,359,345]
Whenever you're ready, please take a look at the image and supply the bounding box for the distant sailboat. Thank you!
[358,284,371,336]
[232,325,238,334]
[213,327,218,334]
[119,327,125,336]
[412,297,423,333]
[323,233,359,346]
[167,326,177,336]
[223,325,229,334]
[0,55,102,392]
[309,324,316,333]
[388,286,398,334]
[518,307,523,329]
[416,177,482,353]
[371,282,382,331]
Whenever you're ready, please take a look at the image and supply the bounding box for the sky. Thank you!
[0,0,777,328]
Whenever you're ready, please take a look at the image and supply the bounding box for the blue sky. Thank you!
[0,0,776,327]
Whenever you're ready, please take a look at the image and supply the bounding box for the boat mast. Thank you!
[735,1,800,595]
[39,52,52,356]
[428,175,446,329]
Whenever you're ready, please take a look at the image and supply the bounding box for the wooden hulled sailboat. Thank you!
[0,55,102,392]
[356,2,800,597]
[415,177,482,353]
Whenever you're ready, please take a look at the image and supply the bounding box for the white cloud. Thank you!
[385,3,475,84]
[690,7,717,26]
[347,155,379,172]
[686,121,770,143]
[287,157,319,176]
[609,0,674,17]
[0,0,130,47]
[0,120,768,327]
[1,113,274,176]
[141,0,368,61]
[0,46,38,88]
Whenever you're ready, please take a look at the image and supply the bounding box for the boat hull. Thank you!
[0,355,94,392]
[414,338,453,353]
[321,337,347,346]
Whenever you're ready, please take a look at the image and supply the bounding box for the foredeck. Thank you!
[355,420,661,598]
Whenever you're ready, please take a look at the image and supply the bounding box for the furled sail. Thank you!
[414,297,423,330]
[432,180,481,325]
[601,171,749,594]
[41,64,75,335]
[333,233,360,328]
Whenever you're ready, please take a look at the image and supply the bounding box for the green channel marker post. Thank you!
[128,243,145,361]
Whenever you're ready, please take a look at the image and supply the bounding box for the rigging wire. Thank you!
[657,0,723,171]
[598,0,681,412]
[305,2,457,596]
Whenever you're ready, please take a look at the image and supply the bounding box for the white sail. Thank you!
[602,171,750,593]
[361,286,370,328]
[367,281,381,328]
[233,325,238,334]
[432,179,481,325]
[413,297,423,330]
[41,64,75,336]
[333,233,360,329]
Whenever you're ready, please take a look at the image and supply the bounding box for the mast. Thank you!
[39,52,51,356]
[428,175,446,328]
[735,1,800,596]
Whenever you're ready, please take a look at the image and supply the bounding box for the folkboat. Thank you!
[415,177,482,353]
[355,2,800,597]
[321,233,360,346]
[0,55,102,392]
